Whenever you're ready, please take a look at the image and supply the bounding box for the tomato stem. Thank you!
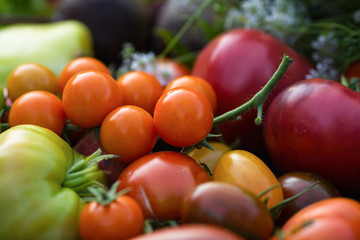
[212,54,293,126]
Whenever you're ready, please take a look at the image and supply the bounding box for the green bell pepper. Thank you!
[0,124,111,240]
[0,20,93,86]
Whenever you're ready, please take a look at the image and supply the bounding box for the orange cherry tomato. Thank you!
[9,90,66,135]
[116,71,163,115]
[62,70,123,128]
[6,63,59,102]
[58,57,111,94]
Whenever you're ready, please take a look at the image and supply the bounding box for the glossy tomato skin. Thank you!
[181,181,274,240]
[192,29,312,156]
[276,172,341,225]
[264,78,360,196]
[130,224,246,240]
[117,151,210,220]
[271,198,360,240]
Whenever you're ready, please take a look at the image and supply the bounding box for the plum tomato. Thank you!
[213,150,283,208]
[6,63,59,102]
[164,75,217,113]
[153,87,213,148]
[181,181,274,240]
[99,105,158,164]
[116,71,163,115]
[117,151,210,220]
[276,171,341,225]
[62,70,123,128]
[271,198,360,240]
[9,90,66,135]
[192,28,312,157]
[58,57,111,94]
[263,78,360,196]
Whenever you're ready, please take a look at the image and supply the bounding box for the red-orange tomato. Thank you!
[9,90,66,135]
[116,71,163,115]
[117,151,210,220]
[79,195,144,240]
[58,57,111,94]
[164,75,217,113]
[99,105,158,164]
[62,70,123,128]
[271,198,360,240]
[153,88,213,147]
[154,58,190,87]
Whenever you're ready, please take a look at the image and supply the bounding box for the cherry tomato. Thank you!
[154,58,190,87]
[8,90,66,135]
[116,71,163,115]
[271,198,360,240]
[99,105,158,164]
[263,78,360,196]
[164,75,217,113]
[58,57,111,94]
[131,224,246,240]
[187,141,231,175]
[181,181,274,240]
[6,63,59,102]
[62,70,123,128]
[213,150,283,208]
[192,29,312,157]
[117,151,210,220]
[277,172,341,226]
[153,88,213,147]
[79,195,144,240]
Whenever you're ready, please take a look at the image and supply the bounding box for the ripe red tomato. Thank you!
[192,29,312,157]
[58,57,111,94]
[117,151,210,220]
[116,71,163,115]
[9,90,66,135]
[99,105,158,164]
[153,87,213,147]
[271,198,360,240]
[264,78,360,196]
[154,58,190,86]
[62,70,123,128]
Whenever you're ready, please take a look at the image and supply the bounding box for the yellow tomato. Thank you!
[213,150,283,208]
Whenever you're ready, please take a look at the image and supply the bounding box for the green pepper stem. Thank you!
[213,54,293,126]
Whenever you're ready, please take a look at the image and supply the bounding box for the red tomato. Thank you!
[153,87,213,147]
[264,78,360,196]
[116,71,163,115]
[62,70,123,128]
[117,151,210,220]
[192,29,312,157]
[154,58,190,86]
[271,198,360,240]
[99,105,158,164]
[9,90,66,135]
[58,57,111,94]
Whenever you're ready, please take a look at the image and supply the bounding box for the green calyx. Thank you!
[83,181,130,205]
[63,148,117,197]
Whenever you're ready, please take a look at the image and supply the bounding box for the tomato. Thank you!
[344,60,360,79]
[263,78,360,196]
[213,150,283,208]
[58,57,111,94]
[153,87,213,147]
[131,224,246,240]
[62,70,123,128]
[117,151,210,220]
[79,184,144,240]
[181,181,274,240]
[9,90,66,135]
[154,58,190,87]
[276,172,341,225]
[187,141,231,175]
[6,63,59,102]
[116,71,163,115]
[164,75,217,113]
[271,198,360,240]
[99,105,158,164]
[192,29,312,157]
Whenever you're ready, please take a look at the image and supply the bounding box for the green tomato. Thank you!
[0,124,108,240]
